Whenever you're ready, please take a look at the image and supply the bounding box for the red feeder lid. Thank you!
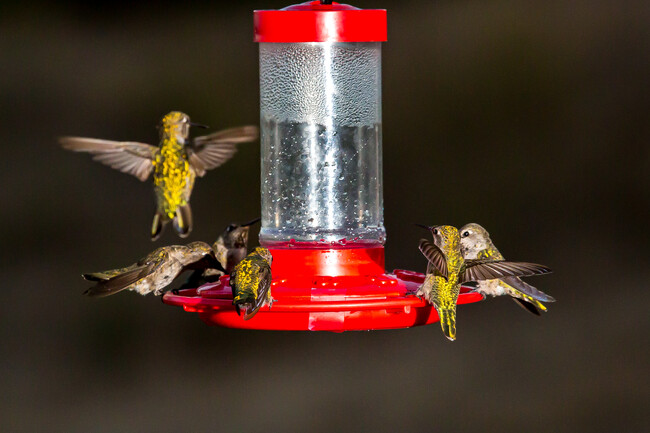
[254,1,387,43]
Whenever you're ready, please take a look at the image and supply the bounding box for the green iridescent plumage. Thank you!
[82,241,224,297]
[230,247,273,320]
[416,225,553,340]
[60,111,258,240]
[182,218,261,291]
[459,223,555,315]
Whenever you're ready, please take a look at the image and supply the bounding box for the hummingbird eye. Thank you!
[462,231,470,237]
[432,228,438,235]
[226,224,236,232]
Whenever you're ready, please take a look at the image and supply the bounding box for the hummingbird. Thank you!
[415,224,552,340]
[181,217,261,290]
[459,223,555,315]
[60,111,259,240]
[230,247,274,320]
[82,241,225,297]
[214,217,261,274]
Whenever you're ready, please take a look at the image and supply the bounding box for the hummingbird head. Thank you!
[219,217,260,248]
[184,241,214,261]
[251,247,273,265]
[158,111,208,141]
[431,225,460,251]
[159,111,191,140]
[459,223,490,256]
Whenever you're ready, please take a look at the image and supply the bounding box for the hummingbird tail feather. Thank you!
[438,308,457,341]
[151,212,165,241]
[83,272,109,282]
[243,304,261,321]
[173,205,193,238]
[512,297,545,315]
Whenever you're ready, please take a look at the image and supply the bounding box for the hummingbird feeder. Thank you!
[162,1,483,331]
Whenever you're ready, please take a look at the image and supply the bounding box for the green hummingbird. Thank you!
[415,224,552,340]
[459,223,555,315]
[181,217,261,290]
[82,241,224,297]
[230,247,274,320]
[60,111,259,240]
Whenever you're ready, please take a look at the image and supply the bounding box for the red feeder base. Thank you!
[162,247,484,332]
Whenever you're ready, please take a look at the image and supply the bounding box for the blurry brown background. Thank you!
[1,0,648,431]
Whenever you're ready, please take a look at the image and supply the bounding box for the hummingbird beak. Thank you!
[190,122,209,129]
[242,217,261,227]
[414,223,432,231]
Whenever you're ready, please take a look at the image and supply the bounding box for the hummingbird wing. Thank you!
[500,276,556,303]
[82,264,139,282]
[462,260,552,283]
[187,126,259,177]
[60,137,158,181]
[418,239,448,279]
[84,250,171,297]
[84,262,157,297]
[213,240,229,270]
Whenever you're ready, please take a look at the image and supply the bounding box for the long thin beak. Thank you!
[414,223,432,231]
[242,217,261,227]
[190,122,209,129]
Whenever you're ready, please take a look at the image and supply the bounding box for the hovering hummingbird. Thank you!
[181,217,261,290]
[60,111,259,240]
[230,247,273,320]
[415,224,552,341]
[82,241,224,297]
[459,223,555,315]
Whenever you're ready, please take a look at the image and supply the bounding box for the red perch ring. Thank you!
[162,247,484,332]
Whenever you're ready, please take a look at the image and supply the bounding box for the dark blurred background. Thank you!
[1,0,648,431]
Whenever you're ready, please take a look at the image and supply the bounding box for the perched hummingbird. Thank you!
[181,217,261,290]
[459,223,555,315]
[60,111,259,240]
[415,224,552,341]
[83,241,224,297]
[214,217,261,274]
[230,247,274,320]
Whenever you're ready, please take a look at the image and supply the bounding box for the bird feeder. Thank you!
[162,1,483,331]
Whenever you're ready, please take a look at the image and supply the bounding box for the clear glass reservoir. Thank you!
[259,41,385,248]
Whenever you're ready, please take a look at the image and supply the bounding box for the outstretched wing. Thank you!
[187,126,259,177]
[84,250,169,297]
[462,260,552,283]
[500,276,556,303]
[419,239,448,279]
[60,137,157,181]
